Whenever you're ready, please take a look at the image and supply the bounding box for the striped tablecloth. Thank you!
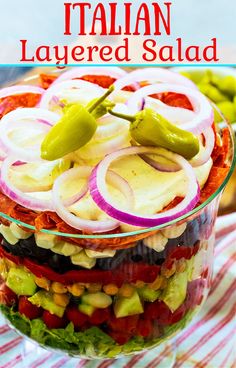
[0,214,235,368]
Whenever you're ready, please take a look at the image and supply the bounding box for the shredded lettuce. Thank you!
[0,305,119,357]
[1,305,31,336]
[0,304,194,358]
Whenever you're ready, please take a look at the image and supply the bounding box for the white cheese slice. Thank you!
[35,232,59,249]
[9,223,31,240]
[0,224,18,245]
[85,248,116,258]
[71,250,96,268]
[52,242,81,256]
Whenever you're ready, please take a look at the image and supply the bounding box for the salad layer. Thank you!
[0,213,211,356]
[0,304,195,358]
[0,68,231,244]
[0,190,214,354]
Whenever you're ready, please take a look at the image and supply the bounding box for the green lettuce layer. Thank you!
[0,305,194,358]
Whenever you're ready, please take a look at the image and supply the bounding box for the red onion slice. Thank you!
[51,95,66,109]
[62,182,88,207]
[94,117,129,141]
[0,108,60,162]
[0,85,44,99]
[127,84,214,135]
[75,131,130,160]
[190,127,215,167]
[113,68,197,93]
[142,127,215,172]
[106,170,135,210]
[89,146,200,228]
[0,147,7,162]
[140,154,178,172]
[0,156,54,211]
[60,168,134,208]
[143,96,195,124]
[52,167,122,233]
[53,67,127,85]
[39,79,104,109]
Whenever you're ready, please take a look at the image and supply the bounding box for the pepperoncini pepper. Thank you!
[109,108,200,160]
[41,86,115,161]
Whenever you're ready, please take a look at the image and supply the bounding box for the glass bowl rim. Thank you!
[0,68,235,239]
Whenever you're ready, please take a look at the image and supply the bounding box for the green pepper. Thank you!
[217,76,236,98]
[87,97,115,120]
[198,83,227,103]
[216,101,236,123]
[41,86,114,161]
[180,69,236,125]
[109,108,200,160]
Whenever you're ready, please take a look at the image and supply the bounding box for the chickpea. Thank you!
[149,275,165,290]
[35,276,51,291]
[135,280,146,289]
[160,278,168,289]
[51,282,67,294]
[103,284,119,296]
[67,283,85,297]
[176,259,186,273]
[5,259,17,269]
[118,284,135,298]
[0,259,8,279]
[87,283,102,293]
[53,293,70,307]
[161,262,176,278]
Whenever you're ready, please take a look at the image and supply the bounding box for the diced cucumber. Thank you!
[138,287,161,302]
[81,292,112,309]
[29,291,65,317]
[6,267,37,296]
[78,303,95,316]
[160,271,188,312]
[114,290,143,318]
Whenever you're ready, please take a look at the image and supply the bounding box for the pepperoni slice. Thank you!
[0,93,40,118]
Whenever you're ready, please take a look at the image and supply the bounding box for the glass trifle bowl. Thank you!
[0,67,235,360]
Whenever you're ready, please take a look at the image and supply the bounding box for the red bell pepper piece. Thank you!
[65,306,88,328]
[108,314,139,334]
[136,319,153,337]
[0,246,160,286]
[18,296,43,320]
[169,246,193,260]
[109,331,131,345]
[42,310,67,329]
[0,283,18,307]
[89,307,111,326]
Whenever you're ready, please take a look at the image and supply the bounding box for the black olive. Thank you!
[20,237,50,260]
[131,254,143,262]
[70,296,81,304]
[155,258,165,265]
[2,240,22,256]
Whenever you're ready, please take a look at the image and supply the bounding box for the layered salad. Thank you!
[0,67,232,358]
